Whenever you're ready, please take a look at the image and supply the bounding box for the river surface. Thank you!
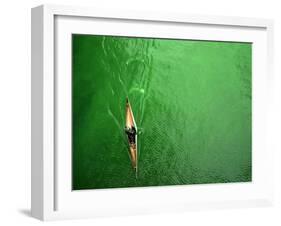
[72,35,252,189]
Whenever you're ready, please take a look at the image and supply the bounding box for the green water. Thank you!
[72,34,252,190]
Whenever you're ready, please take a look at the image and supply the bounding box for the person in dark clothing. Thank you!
[125,126,136,144]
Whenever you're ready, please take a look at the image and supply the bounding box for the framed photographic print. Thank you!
[31,4,274,220]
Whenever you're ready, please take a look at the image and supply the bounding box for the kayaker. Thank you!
[125,126,136,144]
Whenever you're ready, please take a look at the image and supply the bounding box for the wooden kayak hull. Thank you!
[125,98,138,173]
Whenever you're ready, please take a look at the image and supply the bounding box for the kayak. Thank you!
[125,98,138,174]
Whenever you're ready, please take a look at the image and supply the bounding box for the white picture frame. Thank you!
[31,4,274,221]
